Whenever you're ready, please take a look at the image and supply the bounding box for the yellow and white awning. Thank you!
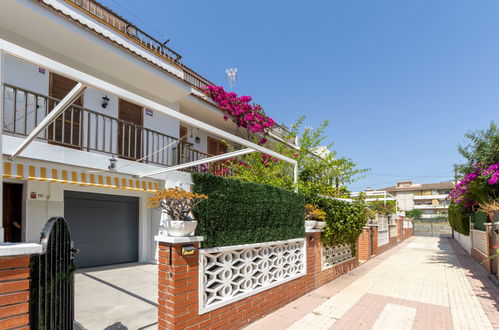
[3,161,159,192]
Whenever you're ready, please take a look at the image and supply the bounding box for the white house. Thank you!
[0,0,296,268]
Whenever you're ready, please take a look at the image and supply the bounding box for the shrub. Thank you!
[310,196,368,248]
[472,211,488,231]
[191,173,305,248]
[448,202,470,235]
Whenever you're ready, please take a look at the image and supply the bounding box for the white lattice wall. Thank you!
[472,229,488,256]
[321,244,353,270]
[198,238,306,313]
[389,225,397,237]
[377,214,388,231]
[378,230,389,246]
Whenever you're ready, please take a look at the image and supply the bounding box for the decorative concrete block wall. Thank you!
[156,232,359,329]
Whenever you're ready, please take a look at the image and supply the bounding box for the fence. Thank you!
[471,229,488,256]
[198,239,306,313]
[321,244,354,270]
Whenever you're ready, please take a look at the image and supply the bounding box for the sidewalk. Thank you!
[247,236,498,330]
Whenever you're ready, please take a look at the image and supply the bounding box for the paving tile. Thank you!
[246,237,498,330]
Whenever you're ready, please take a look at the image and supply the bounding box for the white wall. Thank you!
[454,232,471,254]
[395,191,414,211]
[2,54,48,95]
[183,125,209,154]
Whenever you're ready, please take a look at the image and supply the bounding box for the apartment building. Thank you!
[379,180,454,219]
[0,0,295,267]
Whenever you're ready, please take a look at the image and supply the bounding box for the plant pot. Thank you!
[305,220,317,231]
[314,221,326,230]
[162,220,198,237]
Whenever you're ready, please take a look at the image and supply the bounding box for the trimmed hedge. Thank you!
[472,211,488,231]
[311,196,367,248]
[191,173,305,248]
[448,202,470,235]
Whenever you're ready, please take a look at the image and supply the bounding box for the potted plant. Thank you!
[148,187,208,237]
[305,204,326,230]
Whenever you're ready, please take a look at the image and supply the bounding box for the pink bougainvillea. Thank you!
[205,85,276,142]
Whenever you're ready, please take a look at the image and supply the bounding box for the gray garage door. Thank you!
[64,191,139,268]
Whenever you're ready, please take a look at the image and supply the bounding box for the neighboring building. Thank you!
[379,180,455,219]
[0,0,294,267]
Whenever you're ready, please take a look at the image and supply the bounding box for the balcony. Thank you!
[63,0,212,92]
[2,84,211,170]
[413,194,448,200]
[413,204,449,210]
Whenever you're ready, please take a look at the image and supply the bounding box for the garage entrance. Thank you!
[64,191,139,268]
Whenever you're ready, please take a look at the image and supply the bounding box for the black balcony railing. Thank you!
[62,0,213,92]
[2,84,209,168]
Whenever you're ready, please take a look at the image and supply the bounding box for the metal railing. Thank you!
[2,84,209,168]
[63,0,213,91]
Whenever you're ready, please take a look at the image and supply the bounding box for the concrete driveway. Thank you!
[74,263,158,330]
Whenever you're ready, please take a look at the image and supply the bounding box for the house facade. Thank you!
[0,0,294,268]
[379,180,454,219]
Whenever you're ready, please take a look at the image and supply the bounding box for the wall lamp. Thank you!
[108,155,117,170]
[101,95,110,109]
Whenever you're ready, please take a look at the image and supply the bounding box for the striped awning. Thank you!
[3,161,159,192]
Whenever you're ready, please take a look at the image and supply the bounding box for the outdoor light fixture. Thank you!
[101,95,110,108]
[108,155,117,170]
[195,136,201,144]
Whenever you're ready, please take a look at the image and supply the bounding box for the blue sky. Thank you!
[101,0,498,191]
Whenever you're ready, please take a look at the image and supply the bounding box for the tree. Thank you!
[225,117,369,199]
[405,209,423,220]
[455,121,499,177]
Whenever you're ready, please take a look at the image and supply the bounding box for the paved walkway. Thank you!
[247,237,499,330]
[74,263,158,330]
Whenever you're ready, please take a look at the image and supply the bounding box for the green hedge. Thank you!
[191,173,305,248]
[472,211,488,231]
[311,196,367,248]
[448,202,470,235]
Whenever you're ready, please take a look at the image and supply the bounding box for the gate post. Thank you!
[156,235,203,330]
[0,243,42,329]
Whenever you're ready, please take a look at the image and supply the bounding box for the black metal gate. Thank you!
[30,217,76,329]
[369,226,375,256]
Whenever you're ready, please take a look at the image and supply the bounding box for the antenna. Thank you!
[225,68,237,90]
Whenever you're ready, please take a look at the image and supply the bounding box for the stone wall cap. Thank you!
[0,243,43,256]
[305,229,325,233]
[154,235,204,244]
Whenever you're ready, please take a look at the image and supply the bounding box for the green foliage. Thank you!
[405,209,423,220]
[191,172,305,248]
[455,121,499,177]
[229,117,368,200]
[448,202,470,235]
[367,201,396,215]
[472,211,488,231]
[309,195,368,248]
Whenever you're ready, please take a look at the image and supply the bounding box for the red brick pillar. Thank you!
[306,231,322,289]
[371,225,378,255]
[0,255,32,329]
[357,227,371,261]
[397,217,403,242]
[156,236,203,330]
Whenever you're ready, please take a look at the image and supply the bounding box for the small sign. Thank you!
[30,192,37,199]
[145,109,153,117]
[181,245,196,256]
[38,67,45,74]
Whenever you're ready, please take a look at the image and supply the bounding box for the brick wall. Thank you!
[371,226,378,256]
[403,227,413,240]
[357,227,371,261]
[0,256,30,329]
[157,232,359,330]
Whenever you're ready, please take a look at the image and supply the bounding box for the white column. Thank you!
[0,51,4,242]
